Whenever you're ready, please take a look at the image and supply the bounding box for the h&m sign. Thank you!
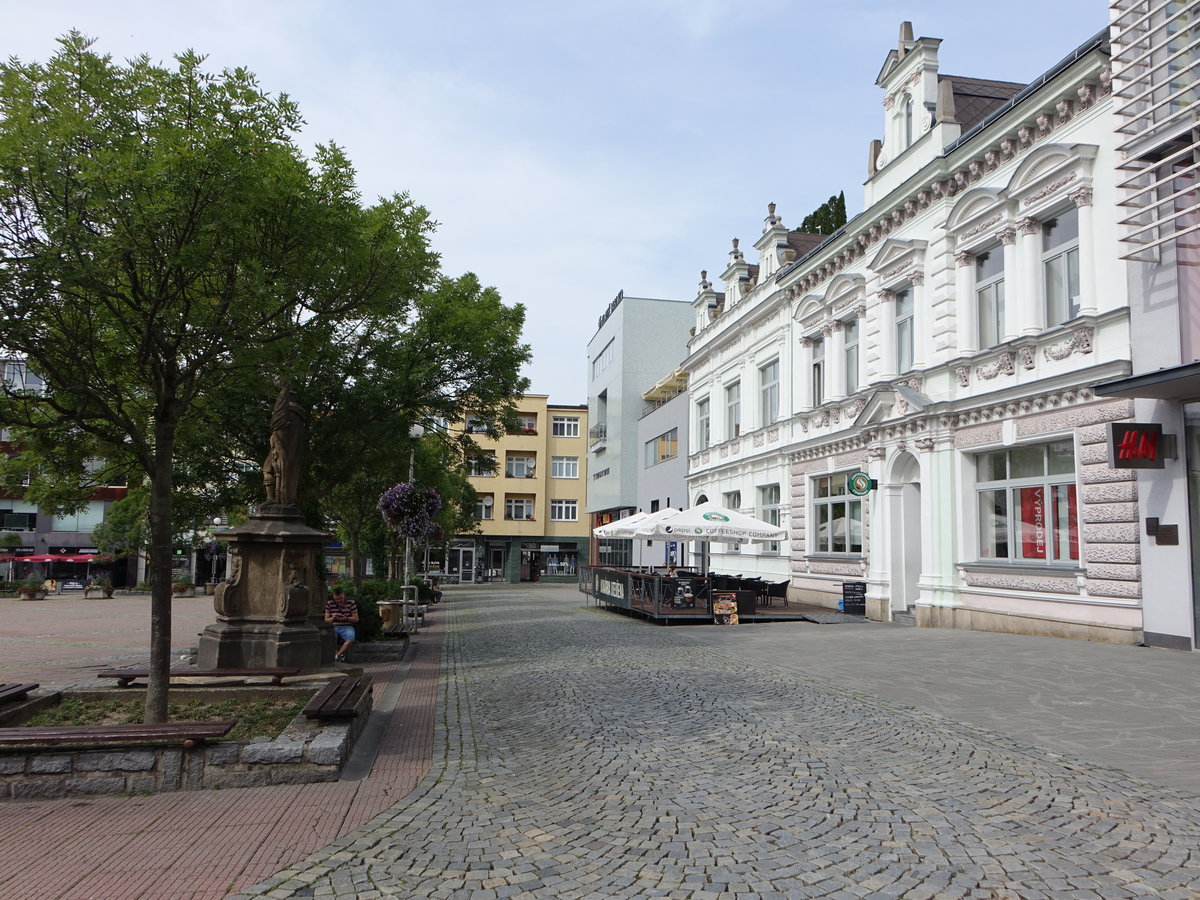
[1107,423,1177,469]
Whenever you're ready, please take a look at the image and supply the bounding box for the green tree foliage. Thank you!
[0,34,438,720]
[798,191,847,236]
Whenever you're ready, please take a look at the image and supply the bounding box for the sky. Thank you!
[7,1,1109,403]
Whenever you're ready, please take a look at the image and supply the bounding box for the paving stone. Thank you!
[237,591,1200,899]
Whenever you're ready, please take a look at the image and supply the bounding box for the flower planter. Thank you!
[17,589,47,601]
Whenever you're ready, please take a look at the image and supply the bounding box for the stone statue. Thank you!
[262,379,306,513]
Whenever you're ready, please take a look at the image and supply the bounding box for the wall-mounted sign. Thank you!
[847,471,877,496]
[1108,422,1171,469]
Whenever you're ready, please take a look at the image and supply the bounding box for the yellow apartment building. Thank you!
[450,395,589,583]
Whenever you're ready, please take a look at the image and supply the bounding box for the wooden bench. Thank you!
[0,683,39,706]
[0,720,235,749]
[96,667,301,688]
[303,675,371,722]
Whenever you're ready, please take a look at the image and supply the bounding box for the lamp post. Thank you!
[404,423,425,584]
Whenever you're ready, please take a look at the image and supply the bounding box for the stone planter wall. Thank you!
[0,683,373,800]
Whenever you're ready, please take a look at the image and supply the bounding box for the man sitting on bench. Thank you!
[324,586,358,663]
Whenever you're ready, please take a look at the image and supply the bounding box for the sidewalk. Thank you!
[0,591,444,900]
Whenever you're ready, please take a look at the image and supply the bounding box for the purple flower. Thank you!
[379,482,443,540]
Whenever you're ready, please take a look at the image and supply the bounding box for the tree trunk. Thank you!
[348,528,364,590]
[145,415,177,723]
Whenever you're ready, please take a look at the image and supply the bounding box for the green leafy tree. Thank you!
[302,271,530,584]
[798,191,847,236]
[0,35,437,720]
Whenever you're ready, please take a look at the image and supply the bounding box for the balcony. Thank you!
[588,422,607,451]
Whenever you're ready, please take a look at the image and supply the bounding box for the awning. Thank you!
[1094,361,1200,400]
[12,553,98,563]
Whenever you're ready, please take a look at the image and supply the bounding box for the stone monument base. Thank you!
[196,512,332,670]
[197,621,325,669]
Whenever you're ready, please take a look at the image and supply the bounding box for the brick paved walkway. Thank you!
[0,592,443,900]
[237,586,1200,900]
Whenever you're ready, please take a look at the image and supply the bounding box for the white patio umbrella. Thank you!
[592,508,682,539]
[634,501,786,544]
[591,510,653,539]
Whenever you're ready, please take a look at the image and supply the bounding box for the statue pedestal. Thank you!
[197,514,332,670]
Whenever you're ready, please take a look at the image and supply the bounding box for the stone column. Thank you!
[1018,216,1044,336]
[877,289,897,380]
[910,269,928,369]
[827,322,846,401]
[955,250,977,354]
[999,227,1019,341]
[1072,187,1097,316]
[798,337,814,409]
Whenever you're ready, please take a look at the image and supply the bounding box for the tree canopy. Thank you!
[797,191,847,236]
[0,34,528,719]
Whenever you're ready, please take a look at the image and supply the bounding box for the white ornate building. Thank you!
[684,23,1148,642]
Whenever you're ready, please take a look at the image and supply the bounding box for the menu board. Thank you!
[712,591,739,626]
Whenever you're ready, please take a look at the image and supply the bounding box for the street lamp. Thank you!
[404,423,425,585]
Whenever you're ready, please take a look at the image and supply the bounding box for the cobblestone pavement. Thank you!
[239,588,1200,900]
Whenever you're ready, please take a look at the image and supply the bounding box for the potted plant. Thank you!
[17,577,46,601]
[88,575,114,598]
[171,575,194,596]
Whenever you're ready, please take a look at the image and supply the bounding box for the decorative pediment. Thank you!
[1007,143,1097,215]
[944,188,1007,235]
[792,295,825,324]
[822,273,866,310]
[867,237,928,284]
[853,388,897,427]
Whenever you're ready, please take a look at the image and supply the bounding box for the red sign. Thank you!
[1019,487,1046,559]
[1108,423,1166,469]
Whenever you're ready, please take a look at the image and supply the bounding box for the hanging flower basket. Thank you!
[379,482,442,541]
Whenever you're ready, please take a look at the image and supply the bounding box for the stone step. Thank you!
[892,608,917,627]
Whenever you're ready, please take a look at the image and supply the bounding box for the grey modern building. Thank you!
[586,291,692,565]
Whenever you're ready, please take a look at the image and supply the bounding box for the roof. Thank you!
[941,75,1026,132]
[787,232,828,255]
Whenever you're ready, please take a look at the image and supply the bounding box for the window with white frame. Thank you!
[759,359,779,426]
[977,440,1079,564]
[474,495,494,519]
[464,415,489,434]
[551,456,579,478]
[550,499,578,521]
[591,339,615,378]
[505,454,536,478]
[551,416,579,437]
[644,429,678,467]
[903,95,914,147]
[466,452,496,477]
[1043,207,1080,326]
[722,489,742,553]
[811,337,825,406]
[976,248,1006,347]
[516,413,537,434]
[895,289,914,372]
[725,382,741,439]
[812,474,863,554]
[696,397,710,450]
[843,320,859,394]
[758,484,782,553]
[504,496,534,520]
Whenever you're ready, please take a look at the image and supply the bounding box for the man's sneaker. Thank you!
[335,654,345,662]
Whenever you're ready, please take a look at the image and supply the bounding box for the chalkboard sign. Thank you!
[840,581,866,614]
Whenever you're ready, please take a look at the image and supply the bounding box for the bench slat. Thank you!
[0,683,39,704]
[0,720,236,747]
[97,668,301,687]
[303,675,370,720]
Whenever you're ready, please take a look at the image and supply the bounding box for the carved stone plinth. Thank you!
[197,514,333,669]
